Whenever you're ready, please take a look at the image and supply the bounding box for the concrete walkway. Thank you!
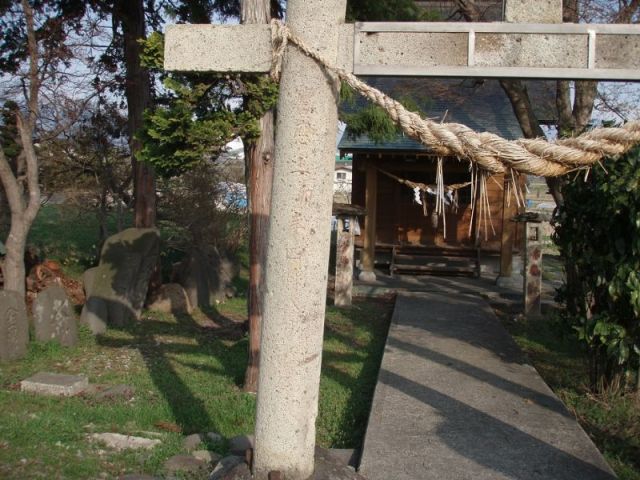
[359,292,616,480]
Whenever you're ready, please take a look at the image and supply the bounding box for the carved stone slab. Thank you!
[0,290,29,362]
[33,285,78,347]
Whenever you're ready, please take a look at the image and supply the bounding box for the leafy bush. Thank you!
[156,163,248,280]
[553,147,640,392]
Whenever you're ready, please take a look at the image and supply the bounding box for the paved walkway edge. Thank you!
[358,292,616,480]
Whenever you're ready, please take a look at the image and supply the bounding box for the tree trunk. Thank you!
[241,0,275,394]
[115,0,155,228]
[3,220,27,296]
[0,116,40,297]
[0,1,40,301]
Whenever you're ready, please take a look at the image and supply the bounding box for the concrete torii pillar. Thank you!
[252,2,347,478]
[164,1,640,478]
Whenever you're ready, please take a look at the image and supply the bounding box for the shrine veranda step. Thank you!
[358,292,616,480]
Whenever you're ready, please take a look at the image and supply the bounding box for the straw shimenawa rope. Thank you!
[378,168,471,193]
[269,20,640,178]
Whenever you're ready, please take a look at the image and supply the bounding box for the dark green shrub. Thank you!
[554,147,640,392]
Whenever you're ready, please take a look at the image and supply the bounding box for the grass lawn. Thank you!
[27,204,129,279]
[495,307,640,480]
[0,298,391,479]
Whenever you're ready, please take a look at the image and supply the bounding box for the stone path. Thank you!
[359,292,616,480]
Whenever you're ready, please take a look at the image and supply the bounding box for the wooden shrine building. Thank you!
[339,77,555,278]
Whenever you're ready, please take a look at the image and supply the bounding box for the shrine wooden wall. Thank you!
[351,153,514,252]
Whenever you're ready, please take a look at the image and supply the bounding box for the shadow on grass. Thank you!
[95,303,248,434]
[319,299,393,448]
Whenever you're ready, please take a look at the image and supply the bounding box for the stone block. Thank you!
[0,290,29,362]
[21,372,88,396]
[33,285,78,347]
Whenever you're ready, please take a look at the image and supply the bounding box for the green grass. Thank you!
[28,204,130,279]
[0,299,391,479]
[495,307,640,480]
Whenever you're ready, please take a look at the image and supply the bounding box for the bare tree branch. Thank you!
[16,113,40,226]
[0,146,25,216]
[21,0,39,129]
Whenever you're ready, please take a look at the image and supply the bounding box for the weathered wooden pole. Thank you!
[359,161,378,282]
[524,220,543,318]
[334,207,363,306]
[497,177,517,281]
[241,0,275,394]
[253,1,347,478]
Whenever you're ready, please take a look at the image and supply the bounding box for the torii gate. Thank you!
[165,1,640,478]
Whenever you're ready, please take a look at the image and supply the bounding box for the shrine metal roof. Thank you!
[339,77,556,152]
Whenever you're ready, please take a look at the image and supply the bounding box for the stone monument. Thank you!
[33,284,78,347]
[0,290,29,361]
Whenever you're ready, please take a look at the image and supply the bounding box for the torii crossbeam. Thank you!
[166,21,640,80]
[164,1,640,478]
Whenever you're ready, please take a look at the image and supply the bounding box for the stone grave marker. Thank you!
[0,290,29,362]
[81,227,160,334]
[33,284,78,347]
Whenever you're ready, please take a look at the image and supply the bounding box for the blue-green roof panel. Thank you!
[339,78,555,151]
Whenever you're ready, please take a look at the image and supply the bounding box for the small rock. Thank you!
[163,454,207,474]
[183,433,204,452]
[89,433,161,451]
[147,283,193,315]
[136,431,164,439]
[95,384,135,401]
[327,448,360,468]
[227,434,253,456]
[314,447,367,479]
[209,456,248,480]
[192,450,222,464]
[207,432,223,443]
[118,475,159,480]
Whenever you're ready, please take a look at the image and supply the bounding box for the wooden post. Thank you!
[242,0,275,395]
[524,221,543,318]
[335,215,355,306]
[359,161,377,282]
